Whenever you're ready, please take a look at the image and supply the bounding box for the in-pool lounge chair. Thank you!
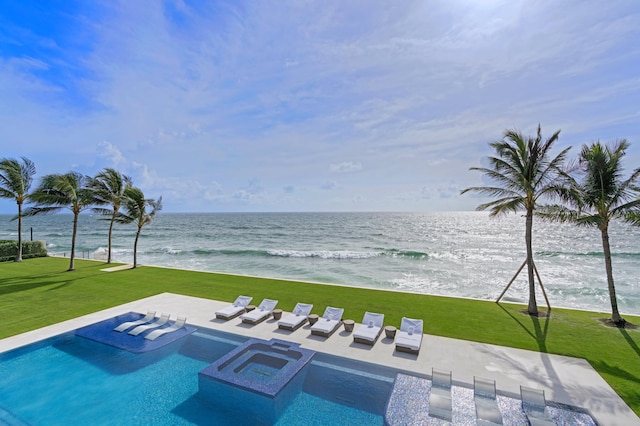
[474,377,503,425]
[429,368,453,421]
[521,386,555,426]
[113,310,156,332]
[352,311,384,345]
[310,306,344,337]
[128,313,170,336]
[215,295,253,320]
[394,317,423,354]
[278,303,314,331]
[145,316,187,341]
[240,299,278,325]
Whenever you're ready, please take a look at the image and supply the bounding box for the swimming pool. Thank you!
[0,315,598,425]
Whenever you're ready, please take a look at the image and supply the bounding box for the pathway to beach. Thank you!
[1,292,637,425]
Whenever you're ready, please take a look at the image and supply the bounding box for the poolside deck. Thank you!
[1,292,637,425]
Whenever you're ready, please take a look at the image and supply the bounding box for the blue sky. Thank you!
[1,0,639,213]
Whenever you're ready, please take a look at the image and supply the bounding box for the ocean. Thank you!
[1,211,638,315]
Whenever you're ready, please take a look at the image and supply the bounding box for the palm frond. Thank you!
[476,196,524,215]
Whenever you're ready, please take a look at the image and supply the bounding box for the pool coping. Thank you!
[1,292,638,426]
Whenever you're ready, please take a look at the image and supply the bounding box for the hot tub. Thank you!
[198,338,315,423]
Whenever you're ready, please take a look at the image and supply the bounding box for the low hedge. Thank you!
[0,240,47,262]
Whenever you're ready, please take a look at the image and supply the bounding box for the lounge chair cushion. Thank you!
[353,312,384,344]
[310,306,344,336]
[215,295,252,320]
[395,317,423,352]
[240,299,278,324]
[278,303,313,330]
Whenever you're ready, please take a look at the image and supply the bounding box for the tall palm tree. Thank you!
[0,157,36,262]
[89,168,133,263]
[539,140,640,325]
[114,187,162,268]
[25,172,94,271]
[461,125,570,315]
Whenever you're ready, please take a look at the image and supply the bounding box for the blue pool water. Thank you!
[0,330,383,426]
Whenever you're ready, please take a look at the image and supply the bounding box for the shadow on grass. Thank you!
[0,269,104,296]
[590,360,640,386]
[496,303,550,352]
[618,327,640,358]
[0,273,64,295]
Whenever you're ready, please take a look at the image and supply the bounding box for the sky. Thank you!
[1,0,639,213]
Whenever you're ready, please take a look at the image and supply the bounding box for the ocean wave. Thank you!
[162,247,429,260]
[386,249,429,259]
[267,249,381,259]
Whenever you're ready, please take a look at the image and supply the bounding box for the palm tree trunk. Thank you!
[600,225,623,324]
[526,208,538,315]
[16,202,23,262]
[69,213,78,271]
[133,227,141,268]
[107,216,115,264]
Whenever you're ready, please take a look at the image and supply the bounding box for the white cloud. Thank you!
[97,141,125,167]
[330,161,363,174]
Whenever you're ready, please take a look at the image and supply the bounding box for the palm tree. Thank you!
[461,125,570,315]
[89,168,133,263]
[0,157,36,262]
[115,187,162,268]
[539,140,640,325]
[25,172,94,271]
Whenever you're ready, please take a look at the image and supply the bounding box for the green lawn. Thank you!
[1,257,639,416]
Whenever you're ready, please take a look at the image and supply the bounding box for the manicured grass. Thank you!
[1,257,639,416]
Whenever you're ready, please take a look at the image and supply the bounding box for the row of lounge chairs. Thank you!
[214,295,425,354]
[112,311,187,341]
[429,368,555,425]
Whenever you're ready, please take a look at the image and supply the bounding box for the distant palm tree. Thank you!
[115,187,162,268]
[539,140,640,325]
[0,157,36,262]
[89,168,133,263]
[25,172,94,271]
[461,125,570,315]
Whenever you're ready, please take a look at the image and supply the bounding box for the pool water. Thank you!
[0,332,383,426]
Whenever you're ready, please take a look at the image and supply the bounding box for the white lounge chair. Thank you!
[521,386,555,426]
[215,295,253,320]
[240,299,278,325]
[113,310,156,332]
[310,306,344,337]
[353,311,384,345]
[145,316,187,341]
[278,303,313,331]
[429,368,453,421]
[128,313,170,336]
[395,317,423,354]
[474,377,503,425]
